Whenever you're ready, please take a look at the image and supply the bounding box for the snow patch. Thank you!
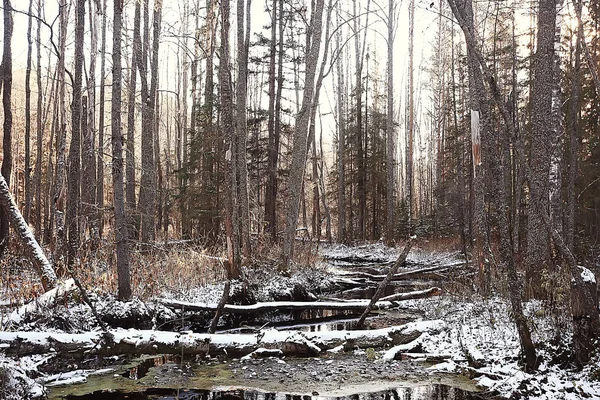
[578,266,596,284]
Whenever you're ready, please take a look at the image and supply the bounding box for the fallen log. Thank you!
[340,261,468,281]
[9,279,77,325]
[379,287,442,302]
[0,320,445,359]
[158,298,397,314]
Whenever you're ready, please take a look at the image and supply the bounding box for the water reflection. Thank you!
[65,385,479,400]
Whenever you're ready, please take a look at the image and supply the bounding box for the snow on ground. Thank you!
[400,295,600,399]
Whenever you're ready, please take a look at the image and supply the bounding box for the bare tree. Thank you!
[282,0,326,266]
[0,0,14,256]
[385,0,399,243]
[236,0,252,259]
[112,0,132,300]
[66,0,86,266]
[524,0,558,298]
[127,0,141,238]
[33,0,45,237]
[220,0,241,278]
[96,0,107,239]
[264,0,278,241]
[24,0,33,224]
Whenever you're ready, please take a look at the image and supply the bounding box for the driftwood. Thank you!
[0,320,444,359]
[356,238,414,329]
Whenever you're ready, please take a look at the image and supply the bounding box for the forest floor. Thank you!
[1,241,600,399]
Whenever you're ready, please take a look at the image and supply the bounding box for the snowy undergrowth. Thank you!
[400,295,600,399]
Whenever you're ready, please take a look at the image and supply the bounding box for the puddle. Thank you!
[122,355,181,380]
[62,386,480,400]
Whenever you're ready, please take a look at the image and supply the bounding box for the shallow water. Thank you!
[64,386,479,400]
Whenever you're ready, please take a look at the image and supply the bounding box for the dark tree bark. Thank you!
[236,0,251,260]
[385,0,397,244]
[34,0,44,237]
[0,0,13,256]
[220,0,241,279]
[282,0,326,266]
[137,0,158,243]
[66,0,86,266]
[24,0,33,224]
[96,0,107,239]
[264,0,278,241]
[335,10,346,243]
[406,0,415,232]
[53,0,69,264]
[112,0,132,300]
[565,0,582,251]
[126,0,141,239]
[83,0,98,243]
[525,0,557,298]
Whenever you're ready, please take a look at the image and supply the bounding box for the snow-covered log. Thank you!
[8,279,76,325]
[341,261,467,281]
[158,298,397,314]
[0,320,445,359]
[0,174,57,291]
[379,287,442,302]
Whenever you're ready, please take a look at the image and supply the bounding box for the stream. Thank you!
[45,253,482,400]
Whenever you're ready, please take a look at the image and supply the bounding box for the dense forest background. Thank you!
[0,0,600,365]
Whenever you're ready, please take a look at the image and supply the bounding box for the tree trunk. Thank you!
[220,0,241,279]
[0,0,13,256]
[112,0,132,300]
[406,0,415,232]
[127,0,140,239]
[282,0,326,266]
[96,0,107,239]
[24,0,33,224]
[0,174,57,291]
[565,0,582,251]
[137,0,157,243]
[525,0,557,298]
[335,10,346,243]
[66,0,85,266]
[83,0,98,243]
[264,0,278,241]
[385,0,396,244]
[236,0,251,260]
[34,0,44,238]
[53,0,68,265]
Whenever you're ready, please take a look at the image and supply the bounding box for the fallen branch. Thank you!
[355,237,414,329]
